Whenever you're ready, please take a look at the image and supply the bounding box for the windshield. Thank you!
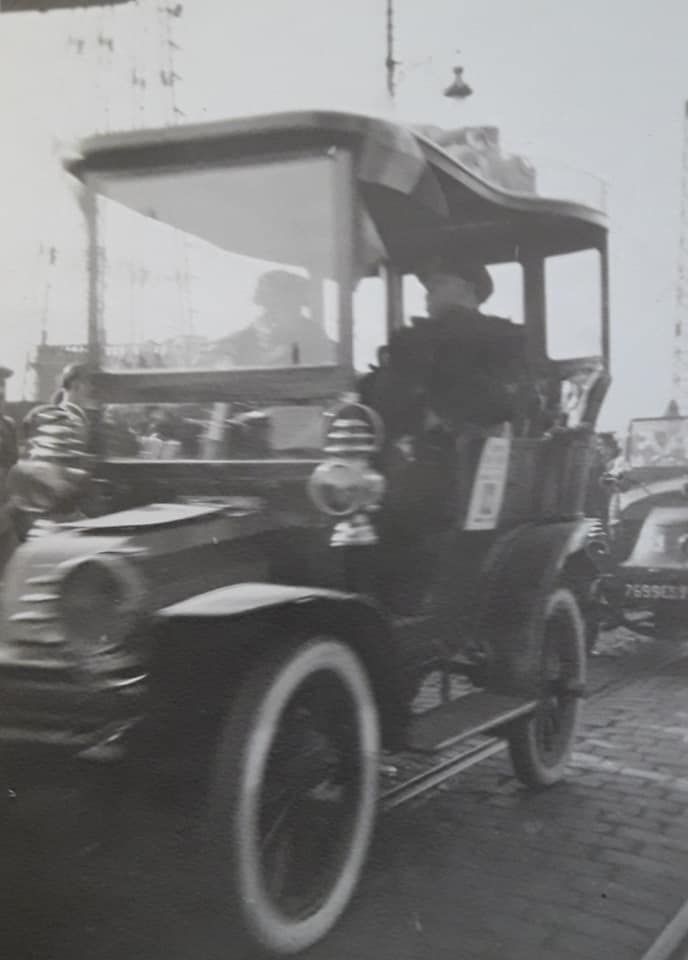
[627,418,688,468]
[94,152,342,371]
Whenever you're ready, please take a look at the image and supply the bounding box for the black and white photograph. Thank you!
[1,2,688,958]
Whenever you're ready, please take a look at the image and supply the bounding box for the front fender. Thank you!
[474,520,594,643]
[155,582,359,621]
[152,582,404,748]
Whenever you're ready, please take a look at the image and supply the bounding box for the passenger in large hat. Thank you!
[359,248,530,611]
[360,248,528,440]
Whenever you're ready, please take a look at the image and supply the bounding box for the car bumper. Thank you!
[0,661,147,759]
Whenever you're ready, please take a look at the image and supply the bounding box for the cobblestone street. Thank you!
[2,629,688,960]
[303,633,688,960]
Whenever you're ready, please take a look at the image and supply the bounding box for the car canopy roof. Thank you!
[68,110,607,270]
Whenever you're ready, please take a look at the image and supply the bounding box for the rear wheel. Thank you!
[208,636,379,956]
[507,588,586,788]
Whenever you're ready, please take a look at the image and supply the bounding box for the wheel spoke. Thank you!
[255,673,364,918]
[508,590,585,788]
[265,811,297,903]
[534,598,583,764]
[261,790,297,853]
[536,703,556,754]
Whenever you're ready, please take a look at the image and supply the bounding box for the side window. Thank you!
[546,249,602,359]
[482,263,524,324]
[353,273,387,373]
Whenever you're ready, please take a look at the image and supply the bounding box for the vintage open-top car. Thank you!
[0,111,609,955]
[601,413,688,630]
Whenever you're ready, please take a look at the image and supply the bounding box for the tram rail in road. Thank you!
[380,635,688,815]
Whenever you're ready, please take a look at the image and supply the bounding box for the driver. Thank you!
[219,270,335,367]
[361,252,528,437]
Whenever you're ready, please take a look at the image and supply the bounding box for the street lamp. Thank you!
[443,64,473,101]
[385,1,473,108]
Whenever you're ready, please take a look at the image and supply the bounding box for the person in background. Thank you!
[22,363,98,463]
[584,431,621,520]
[59,363,96,424]
[139,407,184,459]
[0,367,18,477]
[0,367,18,573]
[101,407,139,458]
[10,364,98,534]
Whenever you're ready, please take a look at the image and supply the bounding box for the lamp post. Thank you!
[444,64,473,101]
[385,0,397,107]
[385,1,472,112]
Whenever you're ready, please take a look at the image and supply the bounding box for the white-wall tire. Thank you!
[507,588,586,788]
[208,636,379,956]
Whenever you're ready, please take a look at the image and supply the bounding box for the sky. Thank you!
[1,0,688,432]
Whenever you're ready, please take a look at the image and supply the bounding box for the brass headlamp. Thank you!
[308,402,385,546]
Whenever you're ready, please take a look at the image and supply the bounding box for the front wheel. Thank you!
[507,588,586,788]
[208,636,380,956]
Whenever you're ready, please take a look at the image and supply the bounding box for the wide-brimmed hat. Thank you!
[417,255,494,304]
[254,270,308,308]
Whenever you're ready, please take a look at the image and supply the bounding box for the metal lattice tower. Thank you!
[28,1,192,397]
[672,101,688,413]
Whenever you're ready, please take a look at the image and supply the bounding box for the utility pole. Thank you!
[672,101,688,412]
[385,0,397,106]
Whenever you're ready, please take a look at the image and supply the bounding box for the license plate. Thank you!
[625,583,688,601]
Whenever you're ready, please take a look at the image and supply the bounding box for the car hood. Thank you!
[63,499,264,534]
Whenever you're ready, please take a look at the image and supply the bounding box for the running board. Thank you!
[406,690,537,753]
